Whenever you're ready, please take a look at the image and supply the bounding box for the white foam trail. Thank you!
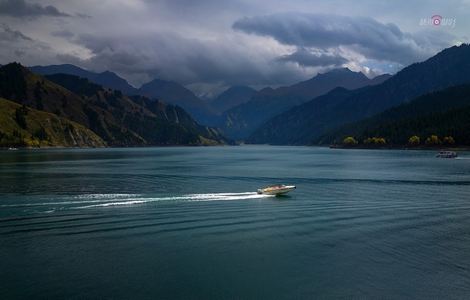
[185,193,274,202]
[0,194,142,208]
[2,192,275,210]
[73,192,274,209]
[77,200,147,209]
[73,194,141,199]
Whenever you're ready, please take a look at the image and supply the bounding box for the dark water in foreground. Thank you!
[1,146,470,299]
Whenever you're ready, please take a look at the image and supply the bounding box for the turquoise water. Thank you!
[1,146,470,299]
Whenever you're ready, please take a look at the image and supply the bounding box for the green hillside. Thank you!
[318,84,470,146]
[0,98,106,148]
[0,63,228,146]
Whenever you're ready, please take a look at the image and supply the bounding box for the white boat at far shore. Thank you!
[436,151,457,158]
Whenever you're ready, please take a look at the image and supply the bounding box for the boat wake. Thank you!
[1,192,275,212]
[75,192,274,209]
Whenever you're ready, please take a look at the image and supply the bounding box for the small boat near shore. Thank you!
[257,184,296,196]
[436,151,457,158]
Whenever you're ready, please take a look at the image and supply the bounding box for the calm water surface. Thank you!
[1,146,470,299]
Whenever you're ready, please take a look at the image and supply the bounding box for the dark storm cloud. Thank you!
[276,48,348,67]
[233,12,455,65]
[0,24,33,41]
[0,23,52,65]
[59,32,306,87]
[0,0,70,18]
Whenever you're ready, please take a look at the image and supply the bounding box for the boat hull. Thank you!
[257,185,296,195]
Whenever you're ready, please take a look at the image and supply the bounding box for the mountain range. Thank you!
[30,64,138,95]
[31,64,215,125]
[0,63,227,147]
[248,44,470,145]
[29,64,391,136]
[210,86,257,114]
[139,78,214,124]
[218,68,391,140]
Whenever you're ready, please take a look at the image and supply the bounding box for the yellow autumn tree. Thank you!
[343,136,358,145]
[408,135,420,146]
[363,137,386,145]
[443,136,455,145]
[425,135,441,145]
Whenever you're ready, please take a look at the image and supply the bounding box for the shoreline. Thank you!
[328,144,470,151]
[0,144,237,150]
[2,144,470,151]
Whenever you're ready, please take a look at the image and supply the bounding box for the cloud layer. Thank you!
[57,31,307,88]
[0,0,466,94]
[0,24,32,41]
[0,0,70,18]
[233,13,456,65]
[276,48,348,67]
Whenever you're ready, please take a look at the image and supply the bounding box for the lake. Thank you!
[1,146,470,299]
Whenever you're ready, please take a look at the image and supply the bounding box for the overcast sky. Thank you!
[0,0,468,96]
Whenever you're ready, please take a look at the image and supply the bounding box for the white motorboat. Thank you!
[257,184,296,196]
[436,151,457,158]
